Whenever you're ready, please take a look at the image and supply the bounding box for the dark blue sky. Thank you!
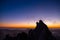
[1,0,60,27]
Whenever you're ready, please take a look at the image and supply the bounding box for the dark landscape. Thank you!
[0,28,60,40]
[0,20,60,40]
[1,0,60,40]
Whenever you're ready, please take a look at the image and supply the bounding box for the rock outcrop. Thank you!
[29,20,56,40]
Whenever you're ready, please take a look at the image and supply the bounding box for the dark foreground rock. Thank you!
[28,20,56,40]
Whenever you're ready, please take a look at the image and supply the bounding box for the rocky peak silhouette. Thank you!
[29,20,56,40]
[36,20,48,30]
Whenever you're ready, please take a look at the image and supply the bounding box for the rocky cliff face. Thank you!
[29,20,56,40]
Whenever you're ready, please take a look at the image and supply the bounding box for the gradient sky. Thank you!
[0,0,60,28]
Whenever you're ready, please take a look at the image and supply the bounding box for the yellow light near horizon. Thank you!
[0,22,60,29]
[0,23,36,28]
[44,20,60,28]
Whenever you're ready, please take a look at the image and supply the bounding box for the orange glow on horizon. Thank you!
[0,23,60,29]
[0,23,36,28]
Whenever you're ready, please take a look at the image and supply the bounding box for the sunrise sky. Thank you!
[0,0,60,28]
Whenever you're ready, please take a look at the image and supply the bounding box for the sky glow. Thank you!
[0,0,60,28]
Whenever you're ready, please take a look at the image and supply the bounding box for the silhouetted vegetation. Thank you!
[1,20,58,40]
